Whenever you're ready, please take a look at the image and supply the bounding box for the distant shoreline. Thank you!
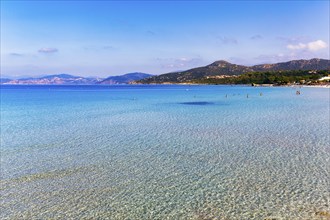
[1,83,329,88]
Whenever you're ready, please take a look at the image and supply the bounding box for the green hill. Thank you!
[137,58,330,84]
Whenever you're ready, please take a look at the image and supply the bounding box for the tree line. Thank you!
[193,70,329,85]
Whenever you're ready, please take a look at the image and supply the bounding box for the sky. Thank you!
[1,1,329,77]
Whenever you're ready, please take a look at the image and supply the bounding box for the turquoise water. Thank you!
[1,85,329,219]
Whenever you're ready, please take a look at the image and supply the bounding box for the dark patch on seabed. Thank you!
[179,101,214,106]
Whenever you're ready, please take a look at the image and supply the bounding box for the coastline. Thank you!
[2,83,330,88]
[134,82,330,88]
[301,85,330,88]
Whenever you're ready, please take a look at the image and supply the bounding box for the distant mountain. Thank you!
[1,72,153,85]
[139,60,253,83]
[2,59,328,85]
[252,58,330,71]
[99,72,153,84]
[41,74,80,79]
[2,74,103,85]
[138,58,330,84]
[0,78,12,84]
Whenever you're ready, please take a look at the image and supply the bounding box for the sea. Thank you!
[1,85,329,219]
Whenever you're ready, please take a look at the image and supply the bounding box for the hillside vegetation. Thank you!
[137,58,330,84]
[192,70,329,85]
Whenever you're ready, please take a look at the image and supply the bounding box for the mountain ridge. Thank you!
[1,74,102,85]
[1,58,329,85]
[98,72,153,84]
[137,58,330,84]
[1,72,153,85]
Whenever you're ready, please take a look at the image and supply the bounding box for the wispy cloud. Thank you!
[254,47,329,64]
[146,30,156,36]
[250,34,262,40]
[156,57,204,69]
[287,40,328,51]
[254,53,294,64]
[217,36,238,45]
[276,36,311,44]
[228,57,251,65]
[9,53,24,57]
[84,45,117,51]
[38,48,58,53]
[102,45,116,50]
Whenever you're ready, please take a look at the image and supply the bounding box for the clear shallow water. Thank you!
[1,85,329,219]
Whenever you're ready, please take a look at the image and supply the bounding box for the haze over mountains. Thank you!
[1,73,152,85]
[1,59,329,85]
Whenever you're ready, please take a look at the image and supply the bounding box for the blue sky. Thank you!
[1,1,329,77]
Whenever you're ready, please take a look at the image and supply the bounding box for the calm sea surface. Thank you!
[1,85,329,219]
